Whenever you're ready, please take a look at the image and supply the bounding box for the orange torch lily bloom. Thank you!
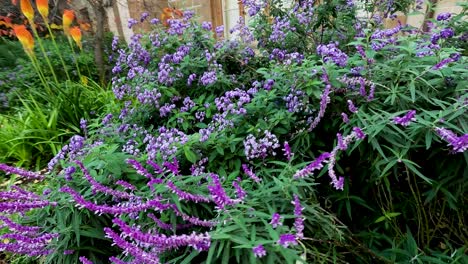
[13,25,34,55]
[20,0,35,22]
[69,26,82,49]
[36,0,49,22]
[62,9,75,35]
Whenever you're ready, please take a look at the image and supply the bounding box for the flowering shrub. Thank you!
[1,1,467,263]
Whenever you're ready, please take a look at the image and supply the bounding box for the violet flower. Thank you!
[327,128,366,190]
[104,227,160,263]
[60,186,170,216]
[167,181,211,203]
[243,131,280,160]
[293,152,330,179]
[207,174,234,210]
[270,213,282,228]
[112,218,211,252]
[347,100,358,113]
[392,110,416,126]
[278,234,298,248]
[309,70,332,131]
[0,164,44,180]
[126,159,154,179]
[242,164,262,183]
[253,245,267,258]
[316,43,348,67]
[435,127,468,153]
[232,178,246,201]
[79,256,93,264]
[437,12,451,21]
[292,195,304,239]
[283,142,293,161]
[128,18,138,29]
[341,112,349,123]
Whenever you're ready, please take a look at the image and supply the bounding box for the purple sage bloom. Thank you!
[253,245,267,258]
[392,110,416,126]
[347,100,358,113]
[435,127,468,153]
[292,195,304,239]
[283,142,293,161]
[278,234,298,248]
[270,213,282,228]
[79,256,93,264]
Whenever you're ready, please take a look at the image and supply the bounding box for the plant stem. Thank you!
[28,20,59,84]
[44,22,71,81]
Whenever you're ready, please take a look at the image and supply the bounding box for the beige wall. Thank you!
[403,0,463,28]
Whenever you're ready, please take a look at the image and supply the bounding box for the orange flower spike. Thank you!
[174,9,184,18]
[20,0,34,22]
[69,26,82,49]
[13,25,34,54]
[62,9,75,35]
[36,0,49,22]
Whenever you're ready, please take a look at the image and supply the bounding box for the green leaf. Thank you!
[222,241,231,264]
[180,250,200,264]
[374,216,387,223]
[206,241,218,264]
[425,130,432,150]
[402,159,433,184]
[72,210,81,246]
[184,146,197,163]
[409,80,416,102]
[216,145,224,155]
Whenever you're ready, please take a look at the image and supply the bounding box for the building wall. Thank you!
[406,0,464,28]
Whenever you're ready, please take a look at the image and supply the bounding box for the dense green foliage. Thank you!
[0,1,467,264]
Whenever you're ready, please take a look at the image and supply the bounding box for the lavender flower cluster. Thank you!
[144,127,188,161]
[370,23,401,51]
[244,130,281,160]
[316,43,348,67]
[269,17,296,43]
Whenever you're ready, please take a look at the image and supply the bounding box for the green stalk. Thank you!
[67,37,83,82]
[28,19,59,85]
[27,52,50,91]
[43,19,71,81]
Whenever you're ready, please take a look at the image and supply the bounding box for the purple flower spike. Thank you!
[278,234,298,248]
[207,174,234,210]
[341,112,349,123]
[347,100,358,113]
[232,178,246,201]
[435,127,468,153]
[292,195,305,239]
[253,245,267,258]
[353,127,366,139]
[242,164,262,183]
[79,256,93,264]
[293,152,330,179]
[270,213,282,228]
[392,110,416,126]
[0,164,44,180]
[283,142,293,161]
[167,181,211,203]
